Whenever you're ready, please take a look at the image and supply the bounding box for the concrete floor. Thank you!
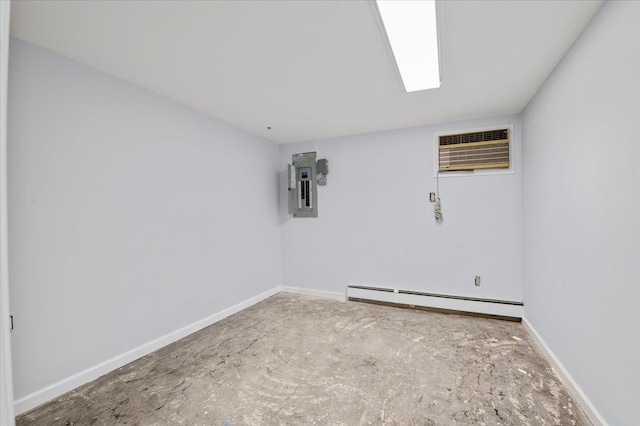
[17,294,589,425]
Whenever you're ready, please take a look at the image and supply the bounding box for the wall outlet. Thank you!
[429,192,436,203]
[475,276,481,286]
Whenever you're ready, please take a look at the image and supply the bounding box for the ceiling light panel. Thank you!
[376,0,440,92]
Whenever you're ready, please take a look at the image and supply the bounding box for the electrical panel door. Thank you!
[288,152,318,218]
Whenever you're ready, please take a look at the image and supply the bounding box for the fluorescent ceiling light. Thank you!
[375,0,440,92]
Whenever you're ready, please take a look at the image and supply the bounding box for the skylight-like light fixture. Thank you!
[375,0,440,92]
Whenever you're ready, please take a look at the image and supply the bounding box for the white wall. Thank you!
[522,1,640,424]
[280,115,522,302]
[1,2,16,425]
[7,38,281,401]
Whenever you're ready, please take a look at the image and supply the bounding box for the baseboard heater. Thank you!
[347,285,523,321]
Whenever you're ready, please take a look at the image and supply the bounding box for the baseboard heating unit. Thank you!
[347,285,523,321]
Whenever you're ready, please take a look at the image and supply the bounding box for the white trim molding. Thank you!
[522,318,608,426]
[1,1,15,425]
[14,287,281,415]
[278,285,346,302]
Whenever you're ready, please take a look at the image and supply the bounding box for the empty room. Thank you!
[0,0,638,425]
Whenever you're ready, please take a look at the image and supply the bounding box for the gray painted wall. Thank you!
[7,38,281,399]
[522,1,639,424]
[0,2,15,425]
[279,115,523,302]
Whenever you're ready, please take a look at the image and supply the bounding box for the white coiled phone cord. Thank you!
[434,172,443,221]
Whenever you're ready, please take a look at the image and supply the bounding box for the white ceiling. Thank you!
[10,0,603,144]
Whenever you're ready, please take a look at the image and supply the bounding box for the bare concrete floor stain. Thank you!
[17,294,590,425]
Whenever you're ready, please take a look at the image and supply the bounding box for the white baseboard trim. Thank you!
[14,286,281,416]
[278,286,346,302]
[522,318,607,426]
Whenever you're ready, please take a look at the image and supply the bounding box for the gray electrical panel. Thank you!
[288,152,318,218]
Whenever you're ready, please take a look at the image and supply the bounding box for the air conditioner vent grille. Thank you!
[439,129,508,146]
[438,128,510,172]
